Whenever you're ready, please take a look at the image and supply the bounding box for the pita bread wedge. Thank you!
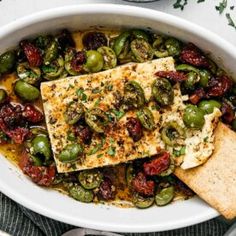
[175,122,236,219]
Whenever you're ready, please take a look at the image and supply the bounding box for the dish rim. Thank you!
[1,3,234,232]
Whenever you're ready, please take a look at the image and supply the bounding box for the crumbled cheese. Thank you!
[181,108,222,169]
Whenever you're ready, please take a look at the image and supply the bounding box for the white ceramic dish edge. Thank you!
[0,4,236,233]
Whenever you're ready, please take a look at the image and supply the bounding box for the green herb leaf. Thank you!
[173,146,186,157]
[87,136,106,155]
[226,13,236,29]
[216,0,227,14]
[107,146,116,156]
[173,0,188,11]
[94,98,101,107]
[76,88,87,101]
[92,87,100,94]
[97,153,104,158]
[111,109,125,120]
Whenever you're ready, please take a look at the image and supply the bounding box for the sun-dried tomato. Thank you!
[155,71,187,82]
[82,32,107,50]
[132,172,155,197]
[98,177,115,200]
[73,125,92,144]
[19,150,55,186]
[0,119,29,144]
[71,51,86,73]
[143,152,170,176]
[22,104,43,124]
[189,88,206,105]
[221,101,235,124]
[0,103,23,129]
[0,103,30,144]
[207,75,233,98]
[180,43,209,68]
[126,117,143,142]
[20,40,42,67]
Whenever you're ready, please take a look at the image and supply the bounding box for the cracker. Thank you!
[175,123,236,219]
[175,122,236,219]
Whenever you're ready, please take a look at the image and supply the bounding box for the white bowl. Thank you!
[0,4,236,233]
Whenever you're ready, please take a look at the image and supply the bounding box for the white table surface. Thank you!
[0,0,235,46]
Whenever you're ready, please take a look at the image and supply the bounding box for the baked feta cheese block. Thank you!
[41,57,220,173]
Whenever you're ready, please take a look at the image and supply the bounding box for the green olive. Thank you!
[130,39,153,63]
[69,184,94,203]
[133,193,154,209]
[17,62,41,85]
[34,35,52,49]
[78,169,103,189]
[126,164,135,187]
[0,50,16,75]
[43,40,59,65]
[97,46,117,70]
[64,102,84,125]
[155,186,174,206]
[30,155,43,166]
[152,78,174,106]
[124,80,145,109]
[199,69,211,87]
[132,29,150,42]
[164,38,181,57]
[84,50,104,73]
[198,100,221,114]
[184,71,199,90]
[183,104,205,129]
[175,64,199,74]
[208,59,218,75]
[153,36,169,58]
[161,121,185,146]
[42,55,65,80]
[59,143,84,163]
[113,31,131,57]
[85,108,109,133]
[137,107,155,130]
[32,135,52,161]
[14,80,40,101]
[0,89,7,103]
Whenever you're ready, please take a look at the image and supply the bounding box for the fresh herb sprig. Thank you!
[173,0,236,30]
[216,0,227,14]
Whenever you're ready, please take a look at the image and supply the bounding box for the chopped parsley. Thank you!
[87,136,106,155]
[203,136,209,142]
[173,146,186,157]
[226,13,236,29]
[94,98,101,107]
[111,109,125,120]
[107,146,116,156]
[173,0,188,11]
[97,153,104,158]
[216,0,227,14]
[92,87,100,94]
[104,83,113,91]
[76,88,87,101]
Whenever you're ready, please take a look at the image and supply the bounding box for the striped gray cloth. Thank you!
[0,192,231,236]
